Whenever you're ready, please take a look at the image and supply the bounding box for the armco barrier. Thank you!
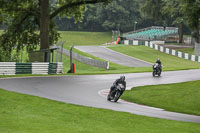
[61,48,109,70]
[120,40,145,45]
[120,40,200,62]
[144,41,200,62]
[0,62,63,75]
[0,62,16,75]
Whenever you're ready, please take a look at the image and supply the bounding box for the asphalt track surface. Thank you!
[1,69,200,123]
[75,46,152,67]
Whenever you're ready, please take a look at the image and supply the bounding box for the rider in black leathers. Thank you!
[110,76,126,93]
[156,58,162,71]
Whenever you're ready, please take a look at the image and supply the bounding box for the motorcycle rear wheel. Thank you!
[114,91,121,102]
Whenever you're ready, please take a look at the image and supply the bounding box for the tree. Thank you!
[54,0,142,32]
[0,0,111,61]
[140,0,200,44]
[179,0,200,43]
[84,0,141,32]
[97,0,141,32]
[140,0,165,25]
[162,0,184,43]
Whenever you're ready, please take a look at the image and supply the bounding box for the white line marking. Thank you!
[98,89,164,111]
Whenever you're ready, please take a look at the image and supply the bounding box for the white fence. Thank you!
[0,62,16,75]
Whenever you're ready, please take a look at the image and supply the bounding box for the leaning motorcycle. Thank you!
[152,63,161,77]
[107,84,125,102]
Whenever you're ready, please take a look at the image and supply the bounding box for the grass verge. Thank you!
[109,45,200,71]
[121,80,200,116]
[176,48,194,55]
[0,88,200,133]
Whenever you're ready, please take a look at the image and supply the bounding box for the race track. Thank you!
[75,46,152,67]
[1,69,200,123]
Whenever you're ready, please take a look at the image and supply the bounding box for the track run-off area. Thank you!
[0,69,200,123]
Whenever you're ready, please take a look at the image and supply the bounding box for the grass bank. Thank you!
[176,48,194,55]
[121,80,200,116]
[109,45,200,71]
[0,88,200,133]
[59,31,112,46]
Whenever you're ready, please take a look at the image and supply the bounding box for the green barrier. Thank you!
[195,56,199,61]
[152,44,155,49]
[175,51,178,56]
[169,49,172,55]
[158,45,160,51]
[182,52,185,58]
[16,63,32,74]
[48,63,57,74]
[120,40,124,44]
[163,47,166,53]
[129,40,133,45]
[138,40,145,45]
[188,54,191,60]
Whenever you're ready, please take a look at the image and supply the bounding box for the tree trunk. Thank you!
[178,23,183,43]
[194,42,200,56]
[40,0,49,50]
[196,28,200,43]
[194,26,200,55]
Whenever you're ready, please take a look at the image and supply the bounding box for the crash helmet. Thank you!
[120,76,125,81]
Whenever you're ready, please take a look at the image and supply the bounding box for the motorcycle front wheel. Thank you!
[152,71,156,77]
[107,94,111,101]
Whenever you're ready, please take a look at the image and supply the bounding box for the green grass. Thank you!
[59,31,114,73]
[109,45,200,71]
[0,88,200,133]
[176,48,194,55]
[59,31,112,46]
[121,80,200,116]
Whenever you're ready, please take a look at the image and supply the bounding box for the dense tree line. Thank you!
[55,0,160,32]
[55,0,198,36]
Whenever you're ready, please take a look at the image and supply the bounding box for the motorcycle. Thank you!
[152,63,161,77]
[107,83,125,102]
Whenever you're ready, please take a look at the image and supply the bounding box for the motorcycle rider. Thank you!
[155,58,162,71]
[110,76,126,95]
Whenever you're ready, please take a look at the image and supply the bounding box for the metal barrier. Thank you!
[60,48,109,70]
[144,41,200,62]
[0,62,63,75]
[0,62,16,75]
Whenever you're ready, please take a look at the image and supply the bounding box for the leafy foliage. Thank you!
[0,0,111,61]
[141,0,200,42]
[55,0,142,32]
[179,0,200,42]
